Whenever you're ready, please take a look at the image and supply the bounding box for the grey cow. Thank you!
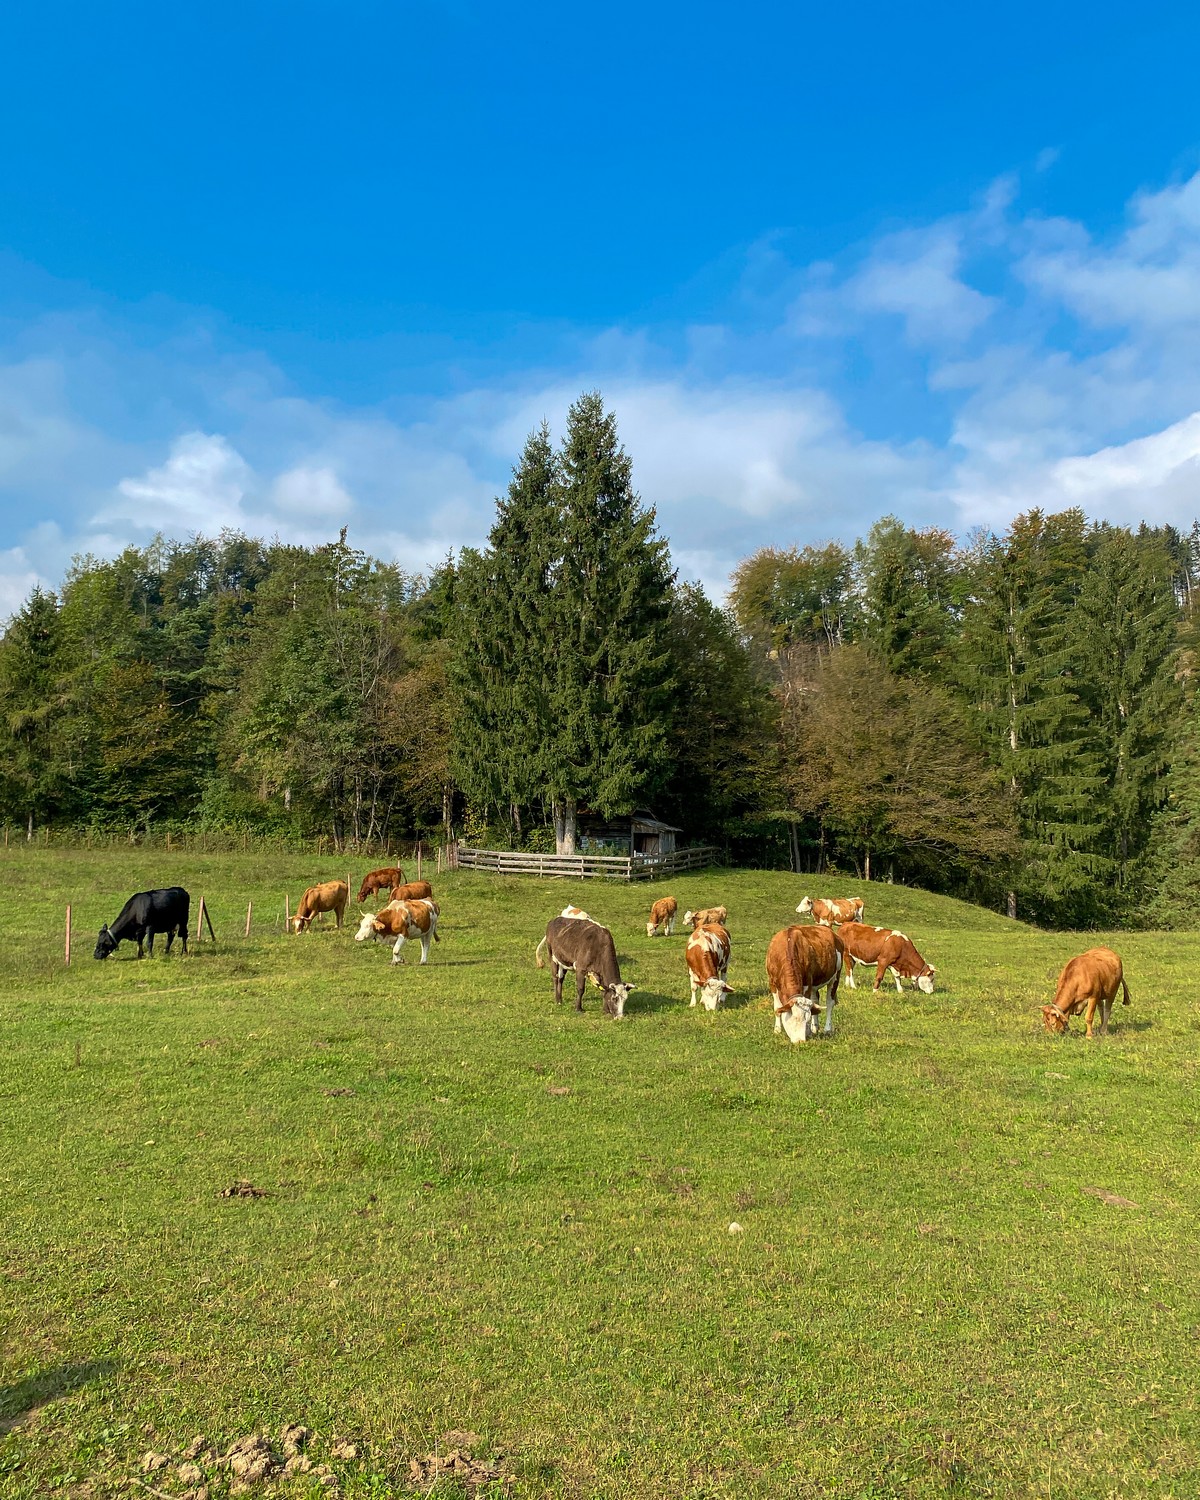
[534,910,636,1018]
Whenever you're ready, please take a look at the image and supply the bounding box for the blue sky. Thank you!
[2,0,1200,610]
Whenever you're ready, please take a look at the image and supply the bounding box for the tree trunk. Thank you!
[561,797,578,856]
[864,849,871,881]
[26,811,33,843]
[443,785,453,843]
[552,801,566,854]
[1007,890,1017,920]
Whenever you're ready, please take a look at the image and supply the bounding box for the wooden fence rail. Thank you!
[452,844,717,881]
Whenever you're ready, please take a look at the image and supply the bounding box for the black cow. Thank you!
[94,887,191,960]
[534,912,636,1017]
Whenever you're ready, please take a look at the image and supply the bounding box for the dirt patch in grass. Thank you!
[216,1181,271,1199]
[408,1433,508,1493]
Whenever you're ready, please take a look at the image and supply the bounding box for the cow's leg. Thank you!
[1084,995,1098,1038]
[575,971,587,1011]
[689,973,698,1007]
[165,926,174,954]
[844,958,856,990]
[419,931,432,964]
[391,933,407,965]
[552,961,565,1005]
[180,923,188,955]
[666,916,675,936]
[874,958,887,992]
[146,929,155,958]
[892,967,902,993]
[772,992,783,1033]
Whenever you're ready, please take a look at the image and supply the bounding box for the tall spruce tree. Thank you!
[0,588,67,837]
[452,423,558,835]
[546,393,675,852]
[1074,526,1179,901]
[956,509,1108,923]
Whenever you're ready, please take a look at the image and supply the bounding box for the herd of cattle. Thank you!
[92,873,1132,1043]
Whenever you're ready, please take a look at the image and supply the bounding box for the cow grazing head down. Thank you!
[94,925,118,960]
[915,967,936,995]
[355,912,382,943]
[696,977,734,1012]
[605,982,636,1018]
[1041,1005,1070,1034]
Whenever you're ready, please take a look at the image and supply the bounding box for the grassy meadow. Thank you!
[1,849,1199,1498]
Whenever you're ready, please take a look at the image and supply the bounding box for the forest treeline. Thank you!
[2,392,1198,926]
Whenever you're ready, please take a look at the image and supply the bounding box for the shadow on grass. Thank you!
[0,1359,116,1434]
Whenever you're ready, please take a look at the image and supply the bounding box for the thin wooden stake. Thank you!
[65,904,72,965]
[437,847,442,875]
[284,894,290,933]
[245,900,253,938]
[202,898,216,943]
[417,842,422,881]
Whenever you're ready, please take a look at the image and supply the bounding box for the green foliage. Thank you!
[453,395,676,846]
[729,541,856,652]
[854,516,962,677]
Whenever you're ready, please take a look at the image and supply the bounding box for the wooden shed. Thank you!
[578,808,682,858]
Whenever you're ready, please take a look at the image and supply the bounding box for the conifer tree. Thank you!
[546,392,675,852]
[855,517,961,678]
[0,588,67,837]
[452,423,558,834]
[956,509,1108,922]
[1074,526,1179,899]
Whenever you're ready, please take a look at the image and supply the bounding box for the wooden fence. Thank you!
[451,844,717,881]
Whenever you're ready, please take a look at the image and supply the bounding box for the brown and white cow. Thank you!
[683,905,727,930]
[290,880,349,932]
[796,895,865,927]
[765,924,843,1043]
[355,897,440,964]
[357,866,406,903]
[389,879,433,903]
[1042,948,1130,1038]
[837,922,936,994]
[646,896,678,938]
[686,923,732,1010]
[535,912,635,1018]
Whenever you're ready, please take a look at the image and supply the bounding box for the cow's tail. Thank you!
[1121,976,1131,1007]
[534,936,548,969]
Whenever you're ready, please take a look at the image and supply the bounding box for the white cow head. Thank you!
[355,913,382,942]
[778,998,817,1043]
[916,967,936,995]
[645,919,659,937]
[698,978,733,1012]
[605,982,636,1018]
[796,897,814,916]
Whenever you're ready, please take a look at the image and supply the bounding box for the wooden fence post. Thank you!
[65,904,72,965]
[437,846,442,875]
[284,894,290,933]
[417,842,423,881]
[245,900,253,938]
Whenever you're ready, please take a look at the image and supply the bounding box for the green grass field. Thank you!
[1,850,1198,1498]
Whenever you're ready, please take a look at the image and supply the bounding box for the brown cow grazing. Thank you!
[290,880,349,932]
[683,905,728,930]
[686,923,732,1010]
[796,895,865,927]
[355,898,440,964]
[766,924,843,1043]
[1042,948,1130,1038]
[646,896,678,938]
[356,866,407,903]
[838,922,936,994]
[389,880,433,903]
[535,913,636,1018]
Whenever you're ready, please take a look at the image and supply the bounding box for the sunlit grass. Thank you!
[1,849,1197,1497]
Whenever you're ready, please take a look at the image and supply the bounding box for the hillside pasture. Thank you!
[1,851,1198,1497]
